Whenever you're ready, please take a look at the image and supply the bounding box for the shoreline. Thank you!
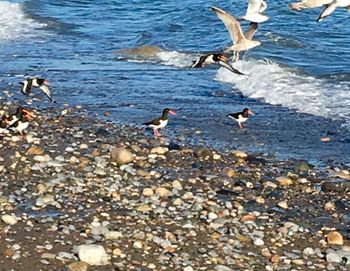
[0,103,349,270]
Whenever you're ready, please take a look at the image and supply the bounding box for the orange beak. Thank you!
[22,109,35,120]
[219,54,229,62]
[247,109,254,115]
[169,109,177,116]
[44,80,50,86]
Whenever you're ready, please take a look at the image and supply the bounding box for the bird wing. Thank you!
[244,22,259,40]
[21,79,32,96]
[144,117,161,126]
[227,112,240,119]
[289,0,333,9]
[259,0,267,12]
[192,55,207,68]
[211,6,245,44]
[317,2,336,21]
[218,61,245,75]
[39,85,56,103]
[246,0,261,14]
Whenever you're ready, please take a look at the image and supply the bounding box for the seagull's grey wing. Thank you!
[289,0,333,10]
[259,0,267,12]
[317,2,336,21]
[244,22,259,40]
[39,85,56,103]
[211,6,245,44]
[246,0,261,15]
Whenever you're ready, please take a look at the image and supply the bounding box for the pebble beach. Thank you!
[0,102,349,271]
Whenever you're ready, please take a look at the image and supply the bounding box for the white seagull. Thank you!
[242,0,269,23]
[289,0,350,22]
[211,6,261,62]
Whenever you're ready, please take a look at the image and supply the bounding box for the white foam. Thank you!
[156,51,194,68]
[0,1,46,41]
[216,58,350,124]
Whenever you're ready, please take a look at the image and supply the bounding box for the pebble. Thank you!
[232,150,248,158]
[1,214,18,225]
[155,187,170,198]
[253,238,264,246]
[110,147,134,164]
[276,176,293,186]
[327,231,344,245]
[67,261,90,271]
[78,244,110,266]
[143,188,154,197]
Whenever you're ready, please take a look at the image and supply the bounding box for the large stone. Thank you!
[27,146,44,155]
[78,245,110,266]
[194,145,211,158]
[67,261,90,271]
[276,176,293,186]
[110,148,134,164]
[327,231,344,245]
[232,150,248,158]
[1,214,17,225]
[222,167,236,178]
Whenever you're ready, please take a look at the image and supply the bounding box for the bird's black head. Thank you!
[36,78,46,85]
[243,108,254,116]
[162,108,177,118]
[213,53,229,63]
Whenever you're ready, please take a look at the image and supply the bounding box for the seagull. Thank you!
[242,0,269,23]
[211,6,261,62]
[143,108,176,137]
[20,77,56,103]
[289,0,333,10]
[317,0,350,21]
[192,53,245,75]
[227,108,254,129]
[288,0,350,21]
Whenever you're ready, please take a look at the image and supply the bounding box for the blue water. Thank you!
[0,0,350,165]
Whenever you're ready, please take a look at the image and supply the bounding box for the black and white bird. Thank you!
[143,108,177,137]
[7,107,35,137]
[227,108,254,129]
[192,53,245,75]
[20,77,56,103]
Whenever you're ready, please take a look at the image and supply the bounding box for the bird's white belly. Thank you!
[15,122,29,132]
[236,116,248,123]
[151,119,168,129]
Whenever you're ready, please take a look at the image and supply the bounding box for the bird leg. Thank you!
[153,129,161,137]
[233,51,240,62]
[239,123,243,129]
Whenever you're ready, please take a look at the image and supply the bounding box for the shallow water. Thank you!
[0,0,349,165]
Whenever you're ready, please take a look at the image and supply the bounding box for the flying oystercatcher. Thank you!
[143,108,177,137]
[20,77,56,103]
[192,53,245,75]
[227,108,254,128]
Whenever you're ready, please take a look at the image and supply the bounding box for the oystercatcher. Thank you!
[20,77,56,103]
[227,108,254,128]
[8,108,35,137]
[143,108,177,137]
[192,53,245,75]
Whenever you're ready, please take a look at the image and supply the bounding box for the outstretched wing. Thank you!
[317,3,336,21]
[219,61,245,75]
[39,85,56,103]
[21,79,32,96]
[245,22,259,40]
[246,0,262,14]
[211,6,245,44]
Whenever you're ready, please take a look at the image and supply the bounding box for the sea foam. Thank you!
[0,1,46,41]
